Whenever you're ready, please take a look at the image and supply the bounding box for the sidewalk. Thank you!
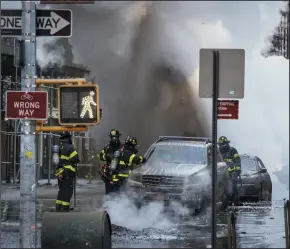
[0,178,105,200]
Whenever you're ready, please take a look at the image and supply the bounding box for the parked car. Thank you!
[126,136,230,214]
[237,154,272,202]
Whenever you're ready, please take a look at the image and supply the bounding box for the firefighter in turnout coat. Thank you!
[55,132,80,212]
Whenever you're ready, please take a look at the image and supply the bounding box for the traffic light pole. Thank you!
[20,1,37,247]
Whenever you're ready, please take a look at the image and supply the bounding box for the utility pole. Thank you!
[20,1,37,248]
[0,0,2,241]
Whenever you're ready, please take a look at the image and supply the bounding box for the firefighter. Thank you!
[55,132,80,212]
[109,136,146,193]
[99,129,124,194]
[99,129,123,164]
[218,135,241,203]
[218,136,241,174]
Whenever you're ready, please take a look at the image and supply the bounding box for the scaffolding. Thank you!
[0,41,97,183]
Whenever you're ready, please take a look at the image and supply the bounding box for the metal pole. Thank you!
[13,121,18,184]
[20,1,37,248]
[47,85,53,185]
[88,130,92,184]
[211,50,219,249]
[0,0,2,243]
[13,60,19,184]
[38,132,43,183]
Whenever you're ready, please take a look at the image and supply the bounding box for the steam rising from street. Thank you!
[102,193,189,230]
[43,1,209,151]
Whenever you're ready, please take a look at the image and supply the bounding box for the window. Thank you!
[147,144,206,165]
[241,157,258,172]
[256,157,266,170]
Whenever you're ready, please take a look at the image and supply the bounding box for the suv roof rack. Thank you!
[155,136,211,144]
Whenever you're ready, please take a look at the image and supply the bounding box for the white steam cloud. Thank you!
[188,1,289,198]
[3,1,288,200]
[51,1,288,198]
[36,37,65,69]
[102,193,189,230]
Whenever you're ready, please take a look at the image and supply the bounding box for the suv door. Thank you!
[256,157,271,192]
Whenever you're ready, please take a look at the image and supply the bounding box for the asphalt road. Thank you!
[0,181,287,248]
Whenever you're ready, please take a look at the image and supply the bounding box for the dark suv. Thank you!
[126,136,230,214]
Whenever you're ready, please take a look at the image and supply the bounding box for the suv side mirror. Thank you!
[260,168,267,173]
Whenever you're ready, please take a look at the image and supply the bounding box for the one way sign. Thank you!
[1,9,72,37]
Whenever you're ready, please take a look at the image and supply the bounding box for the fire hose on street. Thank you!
[227,211,237,248]
[41,211,112,249]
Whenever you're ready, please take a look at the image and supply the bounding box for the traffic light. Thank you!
[58,85,100,125]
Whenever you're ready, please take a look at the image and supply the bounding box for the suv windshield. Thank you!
[241,157,257,172]
[147,144,206,165]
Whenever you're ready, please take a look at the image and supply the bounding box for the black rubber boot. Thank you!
[62,205,70,212]
[55,204,62,212]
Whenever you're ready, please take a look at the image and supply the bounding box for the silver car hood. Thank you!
[135,163,208,178]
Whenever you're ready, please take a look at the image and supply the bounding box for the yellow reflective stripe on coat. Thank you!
[69,151,78,159]
[128,154,136,166]
[100,150,106,160]
[233,153,239,158]
[56,200,70,206]
[64,165,76,172]
[112,170,132,179]
[224,158,233,162]
[119,161,126,165]
[60,151,78,161]
[112,175,119,182]
[55,168,64,176]
[228,166,241,172]
[118,173,129,177]
[60,155,69,160]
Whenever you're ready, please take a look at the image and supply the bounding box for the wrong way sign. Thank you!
[1,9,72,37]
[217,100,239,120]
[5,91,48,120]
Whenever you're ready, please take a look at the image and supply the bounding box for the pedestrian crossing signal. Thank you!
[58,85,100,125]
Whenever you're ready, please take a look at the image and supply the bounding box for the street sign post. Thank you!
[199,48,245,249]
[19,2,37,247]
[58,85,100,125]
[5,91,48,120]
[218,100,239,120]
[1,9,72,37]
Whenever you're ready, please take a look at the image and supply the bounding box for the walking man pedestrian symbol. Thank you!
[80,91,97,118]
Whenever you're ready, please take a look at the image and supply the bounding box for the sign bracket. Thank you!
[35,125,88,133]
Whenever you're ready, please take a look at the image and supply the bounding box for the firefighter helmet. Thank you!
[125,136,138,146]
[60,131,71,139]
[218,136,230,145]
[109,128,121,137]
